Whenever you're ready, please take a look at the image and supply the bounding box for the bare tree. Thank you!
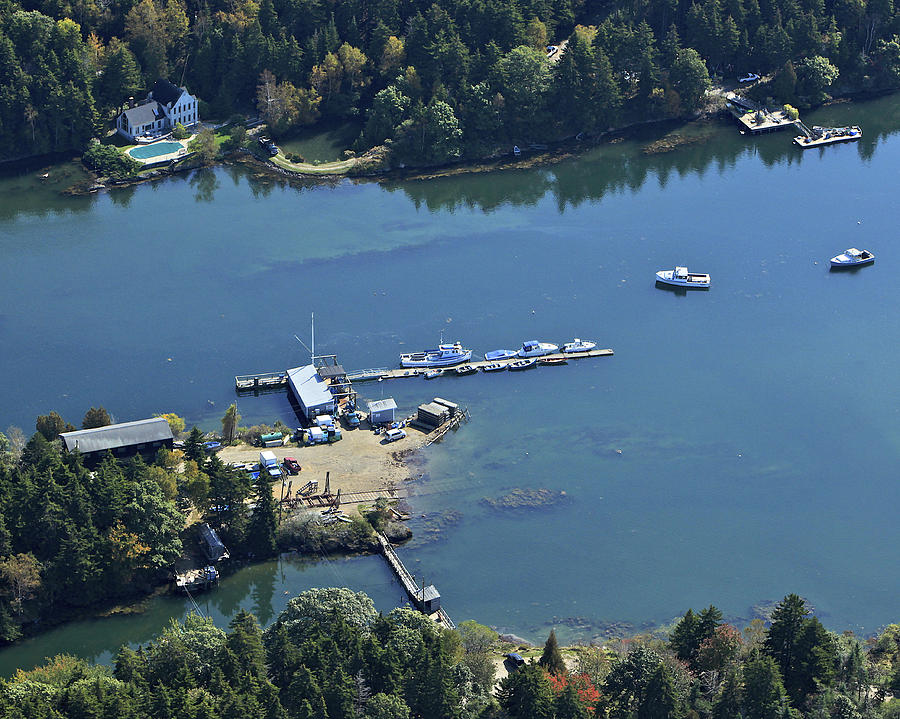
[0,553,42,612]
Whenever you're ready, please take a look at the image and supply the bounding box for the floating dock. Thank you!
[794,125,861,148]
[728,95,798,134]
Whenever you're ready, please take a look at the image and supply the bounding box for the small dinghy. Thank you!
[481,363,507,372]
[424,369,444,379]
[508,358,538,371]
[538,357,567,366]
[455,365,477,375]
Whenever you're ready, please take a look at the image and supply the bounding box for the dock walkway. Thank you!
[377,532,454,629]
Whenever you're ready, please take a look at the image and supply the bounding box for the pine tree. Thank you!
[247,472,278,558]
[539,629,566,675]
[638,664,681,719]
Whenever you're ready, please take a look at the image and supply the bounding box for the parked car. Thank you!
[203,441,222,452]
[384,428,407,442]
[739,73,760,83]
[283,457,301,475]
[343,411,360,429]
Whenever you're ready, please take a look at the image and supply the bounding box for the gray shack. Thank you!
[287,364,336,420]
[367,398,397,425]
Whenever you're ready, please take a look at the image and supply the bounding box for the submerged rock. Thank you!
[481,488,568,512]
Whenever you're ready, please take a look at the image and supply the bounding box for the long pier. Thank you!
[235,348,613,390]
[377,533,454,629]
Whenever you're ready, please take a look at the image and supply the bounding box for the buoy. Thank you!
[167,357,173,362]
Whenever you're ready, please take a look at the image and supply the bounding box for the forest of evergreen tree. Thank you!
[3,0,900,164]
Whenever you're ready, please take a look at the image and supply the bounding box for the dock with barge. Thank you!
[793,124,861,148]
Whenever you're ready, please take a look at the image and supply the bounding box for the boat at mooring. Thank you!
[481,362,507,372]
[484,349,518,361]
[538,357,567,366]
[517,340,559,357]
[655,267,711,289]
[424,369,445,379]
[400,341,472,367]
[830,248,874,268]
[508,358,538,371]
[455,365,477,376]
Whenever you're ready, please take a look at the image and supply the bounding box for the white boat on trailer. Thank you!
[656,266,711,289]
[562,338,597,353]
[830,248,874,268]
[517,340,559,357]
[400,340,473,368]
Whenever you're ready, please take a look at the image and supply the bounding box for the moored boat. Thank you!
[455,365,477,375]
[508,358,538,371]
[400,340,472,367]
[538,357,568,366]
[562,338,597,353]
[481,362,507,372]
[517,340,559,357]
[830,248,874,268]
[484,349,518,361]
[655,266,711,289]
[424,369,444,379]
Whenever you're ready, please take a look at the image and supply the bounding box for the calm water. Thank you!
[1,96,899,673]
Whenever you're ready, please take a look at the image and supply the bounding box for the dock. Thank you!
[793,125,861,148]
[379,348,614,380]
[236,348,613,390]
[726,93,798,134]
[377,532,454,629]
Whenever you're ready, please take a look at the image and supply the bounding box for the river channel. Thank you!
[0,96,898,674]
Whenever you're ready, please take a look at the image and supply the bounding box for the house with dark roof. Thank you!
[60,417,174,463]
[116,78,199,141]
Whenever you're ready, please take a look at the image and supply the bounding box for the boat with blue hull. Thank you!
[517,340,558,357]
[830,248,874,268]
[400,341,472,368]
[484,349,518,361]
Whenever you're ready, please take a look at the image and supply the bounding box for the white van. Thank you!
[384,428,407,442]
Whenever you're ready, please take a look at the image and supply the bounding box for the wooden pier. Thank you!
[726,93,798,134]
[377,532,454,629]
[235,371,288,391]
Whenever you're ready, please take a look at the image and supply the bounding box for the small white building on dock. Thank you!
[368,398,397,425]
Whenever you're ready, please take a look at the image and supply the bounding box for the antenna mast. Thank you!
[311,311,315,364]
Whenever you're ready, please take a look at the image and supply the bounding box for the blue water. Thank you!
[0,95,898,671]
[128,141,183,159]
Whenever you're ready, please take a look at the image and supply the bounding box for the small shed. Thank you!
[414,584,441,613]
[199,523,229,562]
[367,398,397,425]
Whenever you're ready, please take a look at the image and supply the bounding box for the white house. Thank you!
[116,78,199,141]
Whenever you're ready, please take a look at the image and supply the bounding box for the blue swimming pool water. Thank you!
[129,141,183,159]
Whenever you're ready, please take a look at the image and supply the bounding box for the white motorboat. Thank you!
[830,248,874,268]
[655,266,711,289]
[400,341,472,367]
[517,340,558,357]
[562,338,597,353]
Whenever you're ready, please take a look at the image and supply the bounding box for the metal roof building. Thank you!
[199,523,229,562]
[287,364,336,420]
[367,398,397,425]
[60,417,174,461]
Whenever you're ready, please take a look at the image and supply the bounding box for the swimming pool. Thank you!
[128,141,183,160]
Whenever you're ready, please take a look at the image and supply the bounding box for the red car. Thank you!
[282,457,301,475]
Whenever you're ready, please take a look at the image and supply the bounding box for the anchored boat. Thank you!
[655,266,711,289]
[830,248,874,268]
[508,358,538,371]
[562,338,597,353]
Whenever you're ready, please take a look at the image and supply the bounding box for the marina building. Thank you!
[287,364,336,420]
[60,417,174,462]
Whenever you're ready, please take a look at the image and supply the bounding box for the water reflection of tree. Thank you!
[383,117,892,213]
[190,168,220,202]
[250,560,278,627]
[109,184,136,208]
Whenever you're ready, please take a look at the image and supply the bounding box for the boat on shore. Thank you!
[517,340,558,357]
[400,341,472,367]
[655,267,711,289]
[508,358,538,371]
[830,248,874,268]
[484,349,518,361]
[562,339,596,353]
